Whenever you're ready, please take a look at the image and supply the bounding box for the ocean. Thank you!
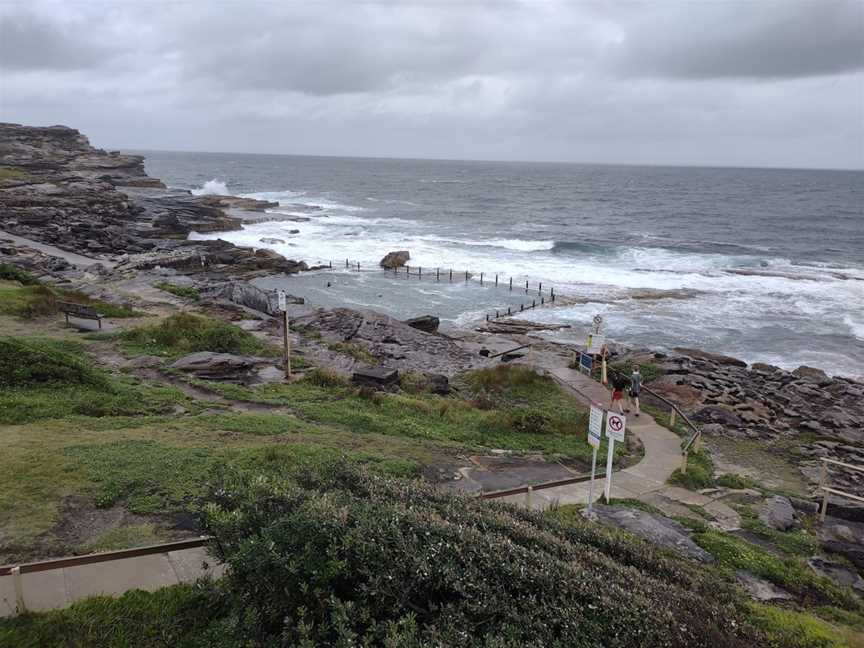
[137,151,864,378]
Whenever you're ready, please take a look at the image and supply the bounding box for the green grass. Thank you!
[0,337,190,424]
[738,509,820,557]
[668,448,715,490]
[189,366,607,463]
[81,523,163,553]
[748,604,863,648]
[693,528,862,610]
[0,165,29,182]
[120,312,276,358]
[154,281,201,301]
[0,582,231,648]
[717,473,763,490]
[609,360,663,384]
[0,281,141,319]
[325,340,377,364]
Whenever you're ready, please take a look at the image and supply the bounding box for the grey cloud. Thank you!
[612,0,864,79]
[0,12,109,71]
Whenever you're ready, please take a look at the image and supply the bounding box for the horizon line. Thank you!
[122,146,864,174]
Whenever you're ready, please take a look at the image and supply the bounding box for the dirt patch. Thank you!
[2,497,188,564]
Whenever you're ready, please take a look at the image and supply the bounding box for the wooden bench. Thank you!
[58,301,104,329]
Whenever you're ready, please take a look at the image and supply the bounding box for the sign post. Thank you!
[604,411,626,502]
[586,403,603,515]
[278,291,291,379]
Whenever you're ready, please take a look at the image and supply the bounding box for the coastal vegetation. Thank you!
[154,281,201,301]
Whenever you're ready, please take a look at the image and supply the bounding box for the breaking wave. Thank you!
[191,179,230,196]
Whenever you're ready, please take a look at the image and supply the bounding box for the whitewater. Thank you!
[139,151,864,378]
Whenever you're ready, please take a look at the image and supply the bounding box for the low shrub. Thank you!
[154,281,201,301]
[748,604,861,648]
[198,460,767,647]
[716,473,761,490]
[121,313,273,357]
[0,337,110,389]
[303,367,348,388]
[466,363,546,392]
[326,340,377,364]
[0,263,39,285]
[0,282,140,319]
[507,407,555,434]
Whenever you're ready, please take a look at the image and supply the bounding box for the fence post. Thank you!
[436,267,440,281]
[465,270,469,281]
[669,410,677,427]
[329,261,332,269]
[526,485,533,509]
[480,272,484,286]
[520,304,524,312]
[12,566,24,612]
[532,299,536,308]
[507,307,511,315]
[495,274,498,287]
[694,432,702,452]
[450,269,453,282]
[496,310,499,318]
[539,282,542,293]
[541,297,544,305]
[486,314,489,322]
[509,277,512,291]
[345,258,349,268]
[419,266,422,278]
[525,279,529,293]
[681,451,688,473]
[551,287,555,302]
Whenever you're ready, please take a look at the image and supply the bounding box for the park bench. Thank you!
[58,301,104,329]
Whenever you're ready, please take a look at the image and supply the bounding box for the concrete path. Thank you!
[499,366,684,510]
[0,228,114,268]
[0,546,223,618]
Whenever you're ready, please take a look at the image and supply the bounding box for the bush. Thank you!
[198,460,767,647]
[154,281,201,301]
[466,364,546,392]
[0,263,39,285]
[121,313,273,357]
[303,367,348,388]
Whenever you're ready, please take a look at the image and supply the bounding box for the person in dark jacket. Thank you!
[627,365,641,417]
[610,372,628,413]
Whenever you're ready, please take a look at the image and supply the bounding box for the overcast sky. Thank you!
[0,0,862,168]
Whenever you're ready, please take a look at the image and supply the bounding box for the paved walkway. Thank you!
[0,545,222,618]
[0,228,114,268]
[498,366,685,510]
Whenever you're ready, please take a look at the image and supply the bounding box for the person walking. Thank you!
[628,365,641,417]
[610,372,627,414]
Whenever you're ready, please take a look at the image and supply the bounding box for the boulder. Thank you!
[352,367,399,389]
[259,237,285,245]
[759,495,796,531]
[693,405,743,427]
[380,250,410,268]
[170,352,275,383]
[404,315,440,333]
[793,365,830,382]
[201,281,303,316]
[426,373,450,395]
[592,506,713,562]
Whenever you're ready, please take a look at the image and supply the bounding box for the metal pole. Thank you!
[283,310,291,379]
[495,274,498,286]
[480,272,484,286]
[587,447,598,515]
[604,439,615,502]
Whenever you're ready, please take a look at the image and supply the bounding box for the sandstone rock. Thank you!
[425,373,450,395]
[759,495,795,531]
[592,506,713,562]
[793,365,830,382]
[380,250,410,268]
[807,558,864,593]
[735,571,794,602]
[170,352,277,383]
[673,347,747,367]
[693,405,743,427]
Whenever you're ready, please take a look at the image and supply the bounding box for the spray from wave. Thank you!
[191,179,230,196]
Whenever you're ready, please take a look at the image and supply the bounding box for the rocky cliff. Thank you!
[0,123,305,275]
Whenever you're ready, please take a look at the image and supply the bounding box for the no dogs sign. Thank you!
[606,412,626,443]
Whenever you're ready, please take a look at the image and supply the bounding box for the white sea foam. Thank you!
[192,179,230,196]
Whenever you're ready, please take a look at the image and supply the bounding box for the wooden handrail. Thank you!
[0,537,208,577]
[818,457,864,521]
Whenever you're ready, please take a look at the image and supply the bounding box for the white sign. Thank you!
[605,412,626,443]
[586,333,605,355]
[588,404,603,449]
[277,290,287,312]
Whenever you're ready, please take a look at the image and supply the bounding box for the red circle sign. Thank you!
[609,417,623,431]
